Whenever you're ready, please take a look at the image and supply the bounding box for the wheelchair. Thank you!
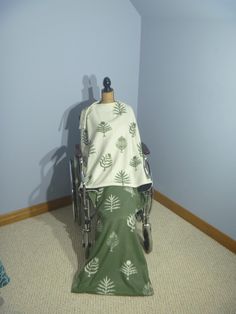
[69,142,153,259]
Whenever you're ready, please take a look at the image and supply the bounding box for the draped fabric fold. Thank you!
[72,101,153,296]
[71,186,153,296]
[79,101,152,189]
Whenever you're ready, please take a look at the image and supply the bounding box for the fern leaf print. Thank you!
[116,136,127,153]
[82,129,95,156]
[120,260,138,280]
[106,231,119,252]
[82,129,89,145]
[113,102,127,116]
[114,170,130,186]
[96,188,104,203]
[100,154,112,171]
[127,214,136,232]
[124,187,136,198]
[97,121,112,137]
[129,156,142,171]
[88,143,96,156]
[97,276,115,295]
[137,143,143,157]
[104,194,120,212]
[129,122,136,137]
[84,258,99,277]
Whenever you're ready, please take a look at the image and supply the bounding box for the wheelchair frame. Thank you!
[69,143,153,259]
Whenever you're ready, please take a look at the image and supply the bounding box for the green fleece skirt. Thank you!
[71,186,153,296]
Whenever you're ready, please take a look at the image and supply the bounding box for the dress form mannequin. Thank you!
[73,78,153,296]
[100,77,115,103]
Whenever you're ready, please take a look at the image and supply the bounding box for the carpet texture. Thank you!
[0,201,235,314]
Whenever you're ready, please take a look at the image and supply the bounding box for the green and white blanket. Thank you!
[72,101,153,296]
[79,101,152,189]
[71,186,153,296]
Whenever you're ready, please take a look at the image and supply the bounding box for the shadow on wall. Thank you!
[28,74,100,206]
[28,75,100,275]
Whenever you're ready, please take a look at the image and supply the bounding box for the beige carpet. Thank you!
[0,200,236,314]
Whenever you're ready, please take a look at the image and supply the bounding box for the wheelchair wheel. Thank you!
[147,188,153,216]
[143,224,153,254]
[69,157,81,225]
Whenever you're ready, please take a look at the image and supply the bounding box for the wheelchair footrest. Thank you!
[142,223,152,254]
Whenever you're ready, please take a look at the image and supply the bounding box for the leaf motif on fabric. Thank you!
[84,257,99,277]
[114,170,130,186]
[129,156,142,171]
[143,282,154,296]
[124,187,136,198]
[104,194,120,213]
[116,136,127,153]
[137,142,143,157]
[106,231,119,252]
[96,188,104,202]
[97,121,112,137]
[127,214,136,232]
[97,276,115,295]
[82,129,89,145]
[129,122,136,137]
[99,154,112,171]
[88,143,96,156]
[120,260,138,280]
[113,102,127,116]
[82,129,95,156]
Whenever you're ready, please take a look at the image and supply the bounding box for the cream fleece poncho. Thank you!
[79,100,152,189]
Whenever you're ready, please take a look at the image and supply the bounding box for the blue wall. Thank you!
[0,0,141,213]
[137,17,236,240]
[1,0,236,241]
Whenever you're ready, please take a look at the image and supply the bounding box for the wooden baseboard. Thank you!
[0,196,71,227]
[153,190,236,254]
[1,191,235,254]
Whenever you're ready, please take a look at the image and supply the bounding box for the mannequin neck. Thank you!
[100,90,115,104]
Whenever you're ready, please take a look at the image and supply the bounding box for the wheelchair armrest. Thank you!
[75,144,83,158]
[141,142,150,155]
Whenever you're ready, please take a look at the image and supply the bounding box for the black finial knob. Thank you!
[102,77,113,92]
